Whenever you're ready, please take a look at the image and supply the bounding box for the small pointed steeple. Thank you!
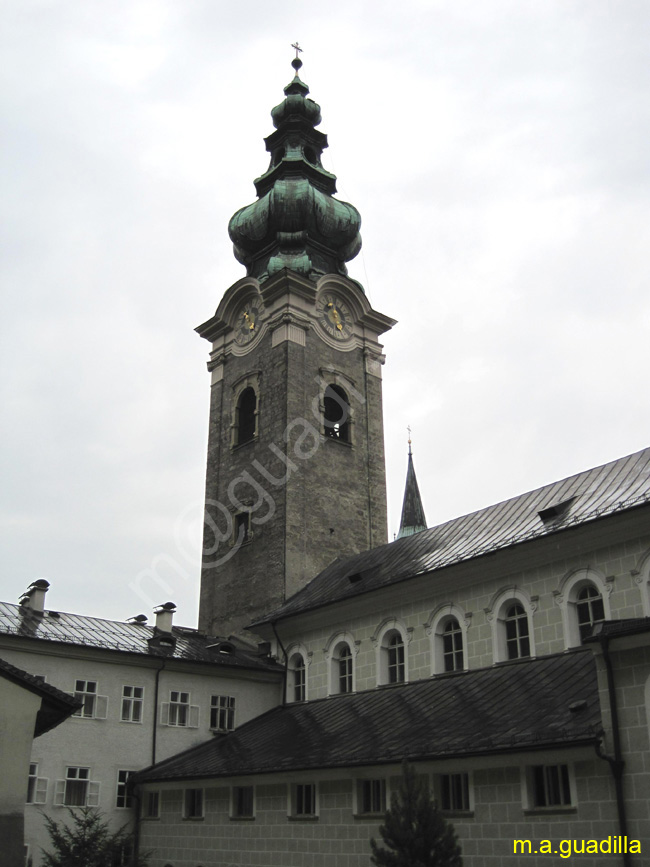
[397,431,427,539]
[228,48,362,283]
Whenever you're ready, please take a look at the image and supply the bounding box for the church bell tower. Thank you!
[197,54,395,637]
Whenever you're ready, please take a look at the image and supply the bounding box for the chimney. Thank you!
[19,580,50,614]
[153,602,176,633]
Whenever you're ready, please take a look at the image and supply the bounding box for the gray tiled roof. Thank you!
[134,649,600,783]
[0,656,81,736]
[0,603,281,672]
[586,618,650,641]
[256,446,650,625]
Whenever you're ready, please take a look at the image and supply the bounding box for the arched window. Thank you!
[556,570,611,648]
[236,387,257,445]
[505,604,531,660]
[289,653,306,702]
[576,585,605,642]
[442,618,464,672]
[337,644,353,694]
[386,632,405,684]
[323,384,350,442]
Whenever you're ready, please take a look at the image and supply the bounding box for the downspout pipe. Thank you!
[133,656,167,867]
[152,657,167,766]
[597,635,631,866]
[271,621,288,706]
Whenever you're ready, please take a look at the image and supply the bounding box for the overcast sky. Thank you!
[2,1,649,629]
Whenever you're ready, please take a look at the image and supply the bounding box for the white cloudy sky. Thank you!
[2,0,649,628]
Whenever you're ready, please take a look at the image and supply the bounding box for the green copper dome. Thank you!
[228,57,362,284]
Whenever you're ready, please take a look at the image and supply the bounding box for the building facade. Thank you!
[0,584,282,866]
[135,447,650,867]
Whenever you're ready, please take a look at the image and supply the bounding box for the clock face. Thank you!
[234,299,262,345]
[318,294,352,340]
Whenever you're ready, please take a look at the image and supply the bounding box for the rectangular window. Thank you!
[358,779,386,815]
[64,767,90,806]
[210,695,235,732]
[74,680,97,717]
[291,783,317,818]
[232,785,254,818]
[169,691,190,726]
[54,768,99,808]
[112,841,133,866]
[116,770,133,809]
[121,686,144,723]
[440,773,470,812]
[184,788,204,819]
[27,763,47,805]
[530,764,572,808]
[143,790,160,819]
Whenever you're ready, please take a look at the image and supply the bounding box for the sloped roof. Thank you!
[587,617,650,641]
[0,656,81,736]
[134,650,600,783]
[0,603,281,673]
[256,446,650,625]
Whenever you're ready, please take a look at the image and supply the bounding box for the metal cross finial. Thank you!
[407,425,412,455]
[291,41,303,58]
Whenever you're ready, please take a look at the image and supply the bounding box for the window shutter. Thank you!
[159,702,170,725]
[87,781,101,807]
[94,695,109,719]
[54,780,66,806]
[189,705,200,728]
[35,778,48,804]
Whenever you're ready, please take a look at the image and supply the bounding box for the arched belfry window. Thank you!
[323,384,350,442]
[236,387,257,446]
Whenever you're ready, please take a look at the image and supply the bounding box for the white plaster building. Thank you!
[0,583,283,865]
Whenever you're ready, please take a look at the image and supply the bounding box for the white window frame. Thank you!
[210,695,236,732]
[231,785,255,819]
[183,787,204,819]
[324,632,358,695]
[72,679,108,720]
[427,604,470,675]
[434,772,473,814]
[160,691,199,728]
[373,619,410,686]
[555,569,612,649]
[286,645,309,703]
[486,588,537,663]
[26,762,48,805]
[522,763,576,811]
[354,778,387,816]
[54,767,100,807]
[288,782,318,819]
[116,770,134,809]
[121,685,144,723]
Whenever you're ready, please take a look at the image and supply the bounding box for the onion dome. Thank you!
[228,55,362,284]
